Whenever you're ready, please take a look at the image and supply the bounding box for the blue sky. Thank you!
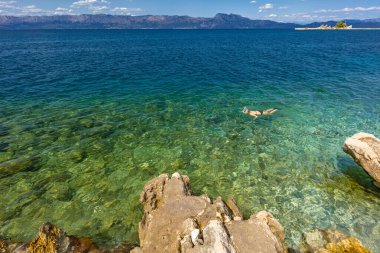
[1,0,380,22]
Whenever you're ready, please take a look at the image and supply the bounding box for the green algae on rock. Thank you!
[0,157,36,178]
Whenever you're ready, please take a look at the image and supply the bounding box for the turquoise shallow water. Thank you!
[0,30,380,250]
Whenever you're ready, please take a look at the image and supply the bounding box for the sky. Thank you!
[1,0,380,23]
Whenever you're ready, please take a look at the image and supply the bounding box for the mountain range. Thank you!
[1,13,380,29]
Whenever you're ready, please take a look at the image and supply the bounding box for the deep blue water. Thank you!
[0,30,379,250]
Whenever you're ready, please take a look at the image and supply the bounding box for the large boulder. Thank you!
[132,172,287,253]
[301,229,371,253]
[343,132,380,187]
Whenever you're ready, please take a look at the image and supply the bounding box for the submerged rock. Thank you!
[0,142,8,152]
[0,125,9,137]
[0,157,35,177]
[301,228,371,253]
[343,132,380,187]
[133,172,286,253]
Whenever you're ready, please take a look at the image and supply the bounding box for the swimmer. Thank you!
[242,107,277,119]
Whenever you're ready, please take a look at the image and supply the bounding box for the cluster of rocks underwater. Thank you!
[1,132,379,253]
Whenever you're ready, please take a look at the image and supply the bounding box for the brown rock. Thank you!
[226,198,243,221]
[191,220,236,253]
[0,240,7,253]
[343,132,380,187]
[135,172,287,253]
[214,197,233,223]
[101,243,136,253]
[139,174,170,213]
[27,222,75,253]
[255,211,286,242]
[73,238,99,253]
[226,213,286,253]
[11,222,102,253]
[319,237,371,253]
[301,229,371,253]
[8,243,25,253]
[138,173,210,252]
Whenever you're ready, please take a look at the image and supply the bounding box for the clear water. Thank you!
[0,30,379,251]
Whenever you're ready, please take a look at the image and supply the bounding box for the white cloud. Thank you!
[268,13,277,17]
[21,5,43,14]
[279,12,340,22]
[259,3,273,12]
[0,0,142,16]
[316,6,380,13]
[71,0,110,8]
[71,0,96,7]
[250,1,256,4]
[0,1,74,15]
[112,7,142,15]
[279,6,288,10]
[0,0,16,8]
[89,5,109,13]
[54,7,74,15]
[69,0,115,14]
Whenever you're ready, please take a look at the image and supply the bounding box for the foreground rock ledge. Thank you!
[343,132,380,187]
[131,172,286,253]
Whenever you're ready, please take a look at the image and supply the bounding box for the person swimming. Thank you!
[242,106,277,119]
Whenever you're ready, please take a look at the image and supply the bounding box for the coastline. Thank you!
[295,28,380,30]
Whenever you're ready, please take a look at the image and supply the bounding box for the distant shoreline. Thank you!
[295,28,380,30]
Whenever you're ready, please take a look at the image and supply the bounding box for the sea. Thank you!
[0,29,379,251]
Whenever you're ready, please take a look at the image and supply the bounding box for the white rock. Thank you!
[191,229,200,245]
[172,172,181,179]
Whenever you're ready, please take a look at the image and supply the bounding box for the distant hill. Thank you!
[0,13,379,29]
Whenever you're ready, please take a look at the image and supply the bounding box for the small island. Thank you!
[296,21,380,30]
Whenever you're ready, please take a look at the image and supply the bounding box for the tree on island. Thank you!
[335,21,348,28]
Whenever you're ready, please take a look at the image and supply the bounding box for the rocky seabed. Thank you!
[0,171,372,253]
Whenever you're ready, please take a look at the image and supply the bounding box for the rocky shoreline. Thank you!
[0,172,372,253]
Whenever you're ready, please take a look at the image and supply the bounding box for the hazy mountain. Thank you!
[0,13,379,29]
[0,13,297,29]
